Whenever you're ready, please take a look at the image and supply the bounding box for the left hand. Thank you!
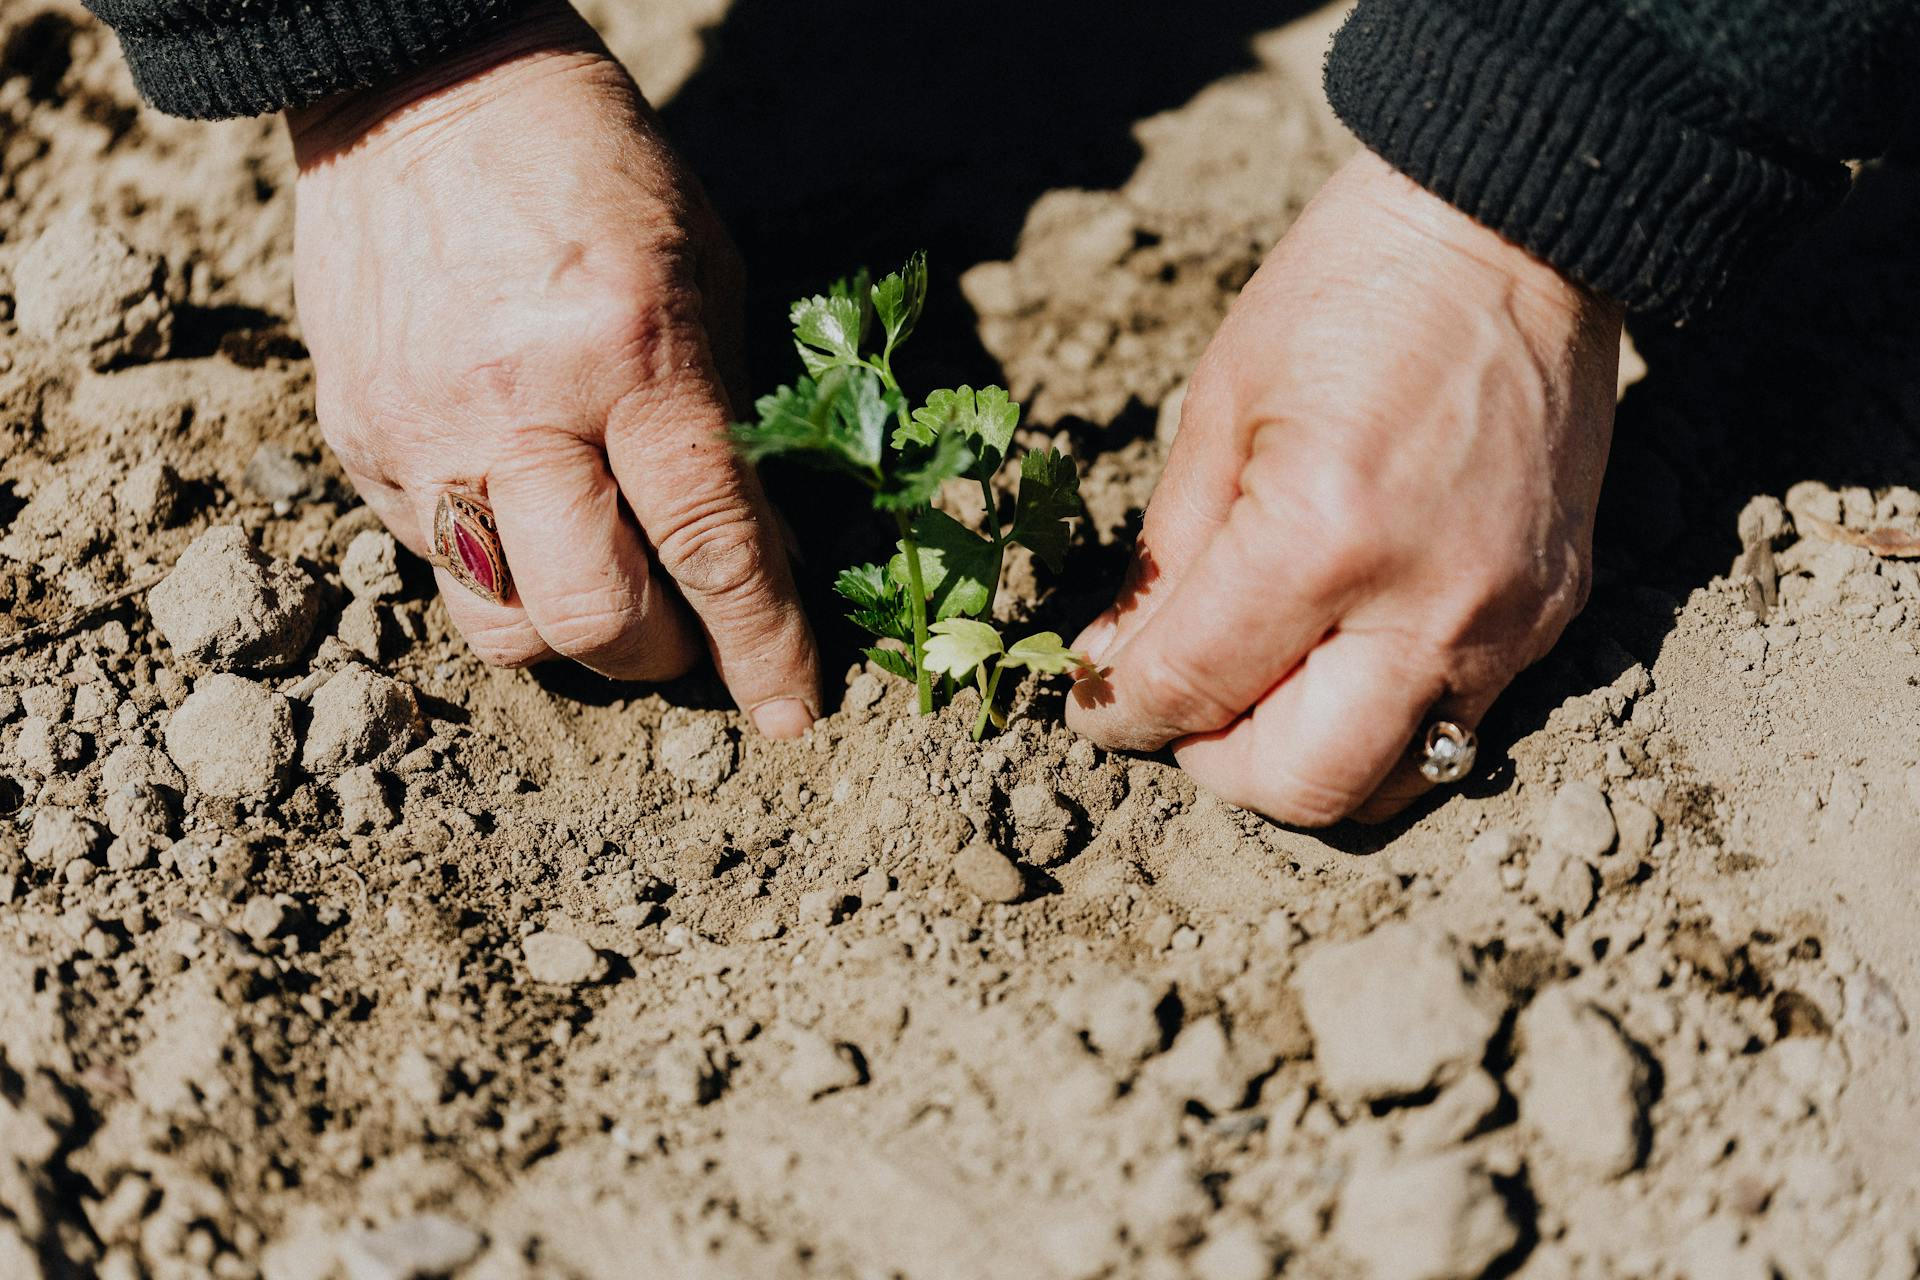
[1066,151,1623,825]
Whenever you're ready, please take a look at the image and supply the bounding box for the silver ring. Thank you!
[1418,720,1477,784]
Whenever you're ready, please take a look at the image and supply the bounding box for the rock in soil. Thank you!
[164,674,297,798]
[24,808,101,868]
[13,716,83,777]
[1188,1222,1276,1280]
[782,1030,865,1099]
[1293,922,1504,1102]
[340,530,405,601]
[334,1214,484,1280]
[1334,1152,1520,1280]
[332,766,395,834]
[147,525,321,671]
[12,212,173,369]
[116,458,184,528]
[520,931,605,986]
[1008,780,1076,865]
[1142,1015,1246,1112]
[243,441,325,505]
[300,666,424,775]
[1515,987,1650,1178]
[654,1043,723,1107]
[656,716,738,791]
[1540,780,1617,861]
[953,840,1025,902]
[1082,973,1172,1062]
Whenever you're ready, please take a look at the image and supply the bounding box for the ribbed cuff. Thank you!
[1324,0,1850,324]
[85,0,534,120]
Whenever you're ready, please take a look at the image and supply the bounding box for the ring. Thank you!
[1417,720,1477,785]
[430,489,511,605]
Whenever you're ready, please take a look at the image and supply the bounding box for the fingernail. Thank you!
[1073,616,1118,664]
[749,697,816,740]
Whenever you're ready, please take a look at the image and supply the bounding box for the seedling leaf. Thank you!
[902,385,1021,468]
[872,251,928,353]
[999,632,1088,675]
[791,271,873,374]
[875,430,972,511]
[834,562,911,642]
[864,646,916,681]
[1010,447,1081,572]
[730,366,893,477]
[890,509,997,620]
[924,618,1004,679]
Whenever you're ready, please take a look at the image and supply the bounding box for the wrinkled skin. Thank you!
[287,2,820,738]
[1066,151,1623,825]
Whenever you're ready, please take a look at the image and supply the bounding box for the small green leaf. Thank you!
[999,631,1088,675]
[1010,447,1081,572]
[889,509,997,620]
[791,269,873,373]
[871,251,927,354]
[902,385,1021,465]
[863,646,916,681]
[729,378,823,464]
[875,430,973,512]
[729,366,893,478]
[924,618,1005,680]
[829,365,895,473]
[834,562,910,643]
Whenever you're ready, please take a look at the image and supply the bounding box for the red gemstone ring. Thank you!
[430,489,511,605]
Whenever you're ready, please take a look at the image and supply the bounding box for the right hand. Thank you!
[287,2,820,738]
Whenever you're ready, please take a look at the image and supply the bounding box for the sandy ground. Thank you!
[2,2,1919,1278]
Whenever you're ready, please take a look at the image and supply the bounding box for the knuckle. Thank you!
[577,248,705,375]
[1261,766,1363,828]
[1130,656,1240,735]
[537,596,644,660]
[1234,472,1374,603]
[461,620,550,669]
[656,504,768,604]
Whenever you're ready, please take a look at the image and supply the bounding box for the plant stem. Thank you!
[972,664,1006,741]
[895,508,934,715]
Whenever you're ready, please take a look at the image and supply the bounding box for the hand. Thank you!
[286,2,819,737]
[1066,151,1622,824]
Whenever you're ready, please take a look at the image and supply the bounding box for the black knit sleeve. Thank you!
[82,0,535,121]
[1323,0,1919,323]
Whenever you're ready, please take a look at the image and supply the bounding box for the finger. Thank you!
[343,471,429,557]
[1072,366,1242,662]
[485,429,702,682]
[1349,686,1500,824]
[1067,490,1348,752]
[393,482,556,668]
[337,467,555,668]
[1171,630,1448,828]
[606,370,822,739]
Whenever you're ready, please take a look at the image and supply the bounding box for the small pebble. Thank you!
[165,675,297,798]
[953,841,1024,903]
[148,526,320,671]
[25,808,103,868]
[340,530,405,601]
[334,1214,484,1280]
[1541,781,1617,861]
[782,1030,864,1099]
[521,931,605,986]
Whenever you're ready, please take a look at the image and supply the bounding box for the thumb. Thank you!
[1074,365,1242,661]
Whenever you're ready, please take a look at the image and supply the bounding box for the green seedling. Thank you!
[731,252,1085,738]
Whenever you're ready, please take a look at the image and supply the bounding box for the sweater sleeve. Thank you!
[1323,0,1920,323]
[82,0,535,121]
